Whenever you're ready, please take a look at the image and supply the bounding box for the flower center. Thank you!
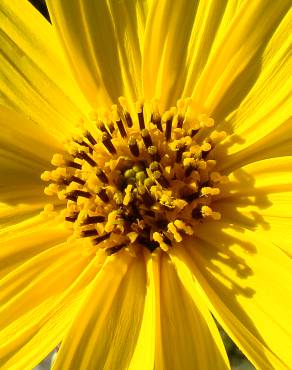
[41,98,227,255]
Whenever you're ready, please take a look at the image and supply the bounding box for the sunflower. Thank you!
[1,0,292,369]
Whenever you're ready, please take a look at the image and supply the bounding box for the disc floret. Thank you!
[41,98,227,255]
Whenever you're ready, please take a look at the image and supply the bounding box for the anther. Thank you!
[82,215,105,225]
[106,243,127,255]
[65,212,79,222]
[177,115,184,129]
[66,160,82,170]
[66,190,92,201]
[96,168,108,184]
[141,129,153,148]
[102,132,116,154]
[71,176,86,185]
[124,112,133,128]
[129,137,140,157]
[93,232,111,245]
[116,119,127,138]
[97,188,109,202]
[81,229,98,237]
[97,122,111,137]
[75,151,96,167]
[165,116,173,142]
[85,131,97,145]
[151,113,163,132]
[74,139,93,154]
[137,101,145,130]
[176,145,186,163]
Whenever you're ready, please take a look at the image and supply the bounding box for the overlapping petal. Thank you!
[0,237,97,369]
[0,0,89,139]
[173,225,292,370]
[47,0,148,107]
[157,252,229,370]
[215,157,292,256]
[53,251,145,370]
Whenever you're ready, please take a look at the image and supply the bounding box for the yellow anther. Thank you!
[105,210,119,232]
[123,184,133,205]
[173,199,188,209]
[44,183,59,196]
[183,157,196,168]
[174,220,194,235]
[167,222,182,242]
[201,142,212,152]
[153,232,169,252]
[57,189,67,201]
[201,187,220,196]
[51,154,66,167]
[210,130,227,143]
[201,206,221,220]
[40,171,51,181]
[210,172,229,184]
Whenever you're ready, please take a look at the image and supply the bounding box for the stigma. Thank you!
[41,97,228,255]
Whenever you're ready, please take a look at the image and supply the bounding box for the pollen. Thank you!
[41,98,227,255]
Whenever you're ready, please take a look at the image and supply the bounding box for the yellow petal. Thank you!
[0,241,95,369]
[156,251,229,370]
[215,156,292,256]
[128,251,156,370]
[0,215,69,278]
[0,106,60,209]
[181,223,292,369]
[47,0,148,107]
[212,9,292,171]
[183,0,244,103]
[53,251,146,370]
[192,0,291,114]
[0,0,89,139]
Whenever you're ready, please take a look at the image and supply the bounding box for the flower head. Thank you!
[0,1,291,370]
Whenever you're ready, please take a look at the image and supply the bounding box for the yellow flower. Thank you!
[0,1,291,369]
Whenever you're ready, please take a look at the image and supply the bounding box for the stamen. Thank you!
[97,188,109,203]
[85,131,97,145]
[129,137,140,157]
[102,132,116,154]
[96,168,109,184]
[93,232,111,245]
[141,129,153,148]
[42,97,226,254]
[82,215,105,225]
[75,151,96,167]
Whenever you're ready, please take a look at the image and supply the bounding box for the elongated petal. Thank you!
[0,240,96,369]
[212,7,292,171]
[215,157,292,256]
[192,0,291,115]
[128,252,156,370]
[178,224,292,369]
[0,106,59,209]
[53,251,146,370]
[143,0,245,109]
[0,216,69,278]
[0,0,89,139]
[47,0,148,107]
[155,252,229,370]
